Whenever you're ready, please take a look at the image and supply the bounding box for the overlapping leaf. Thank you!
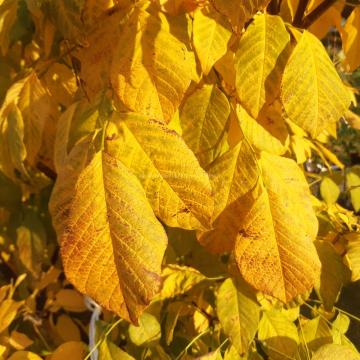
[49,108,168,323]
[198,140,259,253]
[108,112,214,230]
[111,7,196,122]
[180,84,230,167]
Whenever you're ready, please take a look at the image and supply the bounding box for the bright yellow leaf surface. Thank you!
[235,152,320,303]
[50,341,87,360]
[193,5,232,75]
[108,112,214,230]
[180,84,230,167]
[342,7,360,72]
[281,30,350,138]
[238,105,288,155]
[347,165,360,212]
[8,351,42,360]
[235,14,290,119]
[111,7,196,122]
[50,111,168,323]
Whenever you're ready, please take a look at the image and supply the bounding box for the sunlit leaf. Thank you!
[109,112,214,230]
[235,152,320,303]
[180,84,230,167]
[235,14,290,119]
[281,30,350,138]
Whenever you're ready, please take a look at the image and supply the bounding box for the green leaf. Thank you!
[217,278,260,355]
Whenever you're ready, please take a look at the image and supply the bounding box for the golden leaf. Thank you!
[109,112,214,230]
[235,152,320,303]
[235,14,290,119]
[193,5,232,75]
[281,30,350,138]
[198,140,259,253]
[111,7,196,122]
[50,112,167,322]
[342,7,360,72]
[213,0,271,32]
[180,84,230,167]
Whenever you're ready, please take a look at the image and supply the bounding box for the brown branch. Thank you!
[301,0,338,28]
[293,0,310,26]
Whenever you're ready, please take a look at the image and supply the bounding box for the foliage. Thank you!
[0,0,360,359]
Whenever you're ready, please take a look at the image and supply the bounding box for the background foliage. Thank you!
[0,0,360,359]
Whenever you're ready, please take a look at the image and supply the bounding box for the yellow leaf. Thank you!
[344,232,360,282]
[128,312,161,346]
[235,14,290,119]
[55,314,81,343]
[320,174,342,205]
[180,84,230,167]
[8,351,42,360]
[109,112,213,230]
[111,8,196,122]
[314,241,351,311]
[290,135,312,164]
[235,152,320,303]
[99,339,135,360]
[300,316,332,354]
[156,0,203,15]
[0,72,54,179]
[0,299,23,333]
[193,5,232,75]
[42,63,78,108]
[342,6,360,72]
[214,50,236,89]
[81,0,116,26]
[258,309,299,360]
[50,341,87,360]
[159,265,206,300]
[281,30,350,138]
[213,0,271,32]
[216,278,260,354]
[279,0,298,22]
[238,105,288,155]
[50,115,168,322]
[0,0,18,55]
[346,165,360,212]
[16,210,46,278]
[8,331,33,350]
[54,289,87,313]
[312,344,360,360]
[75,9,125,100]
[198,140,259,253]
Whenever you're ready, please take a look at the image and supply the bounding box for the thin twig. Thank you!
[293,0,311,26]
[301,0,339,28]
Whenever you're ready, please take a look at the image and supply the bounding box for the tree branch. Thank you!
[301,0,338,28]
[293,0,310,26]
